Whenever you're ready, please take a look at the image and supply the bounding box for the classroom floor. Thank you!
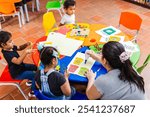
[0,0,150,100]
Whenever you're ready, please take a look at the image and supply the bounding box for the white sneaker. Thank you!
[26,81,32,87]
[28,91,36,98]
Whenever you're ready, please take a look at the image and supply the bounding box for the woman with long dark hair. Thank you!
[85,41,145,100]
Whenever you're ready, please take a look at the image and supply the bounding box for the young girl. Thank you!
[35,47,75,100]
[0,31,37,97]
[85,41,145,100]
[59,0,76,26]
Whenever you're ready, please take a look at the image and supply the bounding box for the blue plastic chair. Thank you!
[34,89,88,100]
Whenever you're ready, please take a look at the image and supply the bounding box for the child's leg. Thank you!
[24,63,37,71]
[15,71,36,90]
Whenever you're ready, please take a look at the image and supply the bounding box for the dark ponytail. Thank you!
[102,41,145,92]
[40,47,58,67]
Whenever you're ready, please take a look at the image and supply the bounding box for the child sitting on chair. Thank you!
[35,47,76,100]
[59,0,76,26]
[0,31,37,97]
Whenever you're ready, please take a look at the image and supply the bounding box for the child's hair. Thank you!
[64,0,76,9]
[40,47,58,66]
[102,41,145,92]
[0,31,12,48]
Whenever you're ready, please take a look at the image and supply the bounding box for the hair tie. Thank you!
[52,50,59,58]
[119,51,130,63]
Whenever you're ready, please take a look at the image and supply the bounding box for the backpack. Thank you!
[40,69,54,96]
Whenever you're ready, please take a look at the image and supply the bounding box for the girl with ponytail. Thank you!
[85,41,145,100]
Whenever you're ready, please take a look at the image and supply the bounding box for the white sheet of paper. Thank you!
[46,32,83,56]
[96,26,121,37]
[68,52,95,77]
[121,41,139,52]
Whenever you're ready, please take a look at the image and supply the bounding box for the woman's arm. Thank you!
[85,70,102,100]
[86,50,102,63]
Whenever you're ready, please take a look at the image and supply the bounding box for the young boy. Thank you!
[0,31,37,97]
[59,0,76,26]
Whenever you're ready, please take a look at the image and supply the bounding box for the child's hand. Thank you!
[84,70,96,81]
[25,49,35,54]
[64,70,70,79]
[26,42,33,48]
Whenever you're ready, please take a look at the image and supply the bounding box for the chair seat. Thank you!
[0,66,20,82]
[46,1,61,9]
[34,89,88,100]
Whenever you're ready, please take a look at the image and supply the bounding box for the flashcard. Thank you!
[78,67,89,76]
[68,64,79,73]
[73,57,84,65]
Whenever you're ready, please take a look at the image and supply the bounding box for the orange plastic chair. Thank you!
[0,1,23,28]
[0,56,28,100]
[43,12,57,36]
[119,11,142,42]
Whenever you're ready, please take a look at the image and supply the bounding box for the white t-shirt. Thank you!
[60,14,75,25]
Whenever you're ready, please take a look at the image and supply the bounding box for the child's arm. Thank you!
[17,42,32,51]
[60,70,72,96]
[11,49,34,65]
[59,23,65,27]
[59,15,65,26]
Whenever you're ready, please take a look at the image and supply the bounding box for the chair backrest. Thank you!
[137,54,150,74]
[34,89,88,100]
[119,12,142,31]
[0,55,20,82]
[61,0,65,4]
[0,2,16,14]
[34,89,55,100]
[42,12,56,35]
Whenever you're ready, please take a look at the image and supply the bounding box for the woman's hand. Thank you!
[84,70,96,81]
[85,50,101,62]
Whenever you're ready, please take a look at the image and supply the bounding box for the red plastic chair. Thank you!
[0,56,28,100]
[119,11,142,43]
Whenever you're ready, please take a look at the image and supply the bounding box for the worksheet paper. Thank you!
[96,26,121,37]
[68,52,95,77]
[46,32,83,56]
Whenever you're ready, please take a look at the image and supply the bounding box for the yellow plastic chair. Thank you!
[43,12,57,36]
[0,1,23,28]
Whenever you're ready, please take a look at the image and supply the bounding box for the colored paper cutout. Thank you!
[102,28,116,35]
[108,36,121,42]
[57,26,70,35]
[73,57,84,65]
[68,64,79,72]
[78,67,89,76]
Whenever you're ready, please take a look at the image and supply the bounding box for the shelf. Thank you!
[124,0,150,9]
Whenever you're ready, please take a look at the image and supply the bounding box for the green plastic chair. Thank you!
[136,54,150,74]
[46,0,65,17]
